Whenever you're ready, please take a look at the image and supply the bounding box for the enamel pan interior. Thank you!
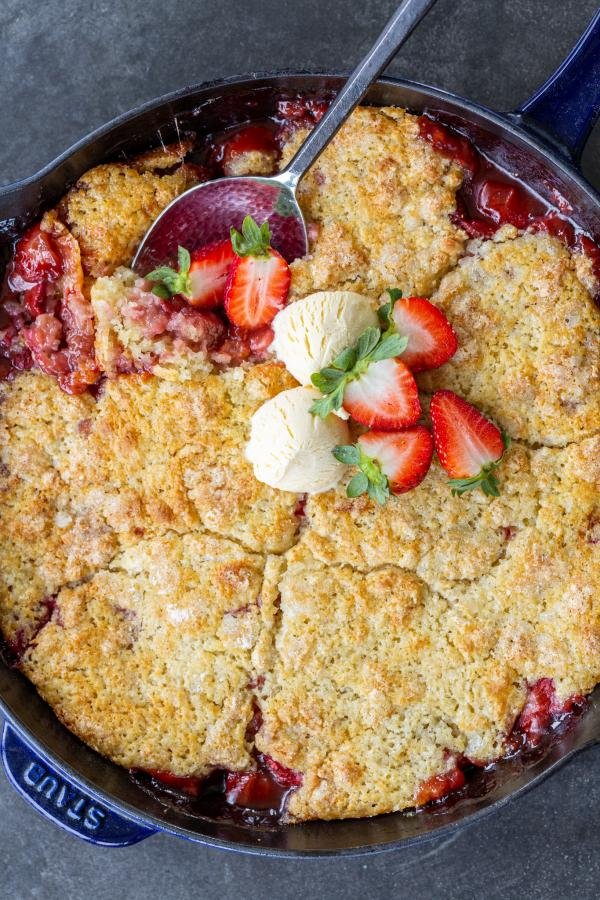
[1,72,600,856]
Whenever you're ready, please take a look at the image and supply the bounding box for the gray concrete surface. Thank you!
[1,0,600,897]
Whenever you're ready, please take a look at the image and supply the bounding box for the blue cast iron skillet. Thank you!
[1,12,600,856]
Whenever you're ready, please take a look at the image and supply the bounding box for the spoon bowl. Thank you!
[132,173,308,272]
[132,0,437,274]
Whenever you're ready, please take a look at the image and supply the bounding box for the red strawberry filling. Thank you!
[508,678,586,751]
[210,124,280,177]
[418,114,600,289]
[1,221,100,393]
[415,763,466,807]
[139,751,302,824]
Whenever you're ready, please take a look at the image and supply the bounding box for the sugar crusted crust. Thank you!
[280,106,466,299]
[1,105,599,822]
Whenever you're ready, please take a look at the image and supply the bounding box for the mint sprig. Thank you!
[146,246,192,299]
[310,324,408,418]
[230,215,271,258]
[447,431,511,498]
[332,443,390,505]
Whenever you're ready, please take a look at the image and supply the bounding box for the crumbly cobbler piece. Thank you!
[279,106,466,298]
[299,443,538,586]
[0,363,299,655]
[419,228,600,446]
[438,435,600,700]
[0,373,117,648]
[253,437,600,820]
[21,532,264,775]
[76,364,300,552]
[58,141,200,277]
[90,267,221,380]
[254,546,524,821]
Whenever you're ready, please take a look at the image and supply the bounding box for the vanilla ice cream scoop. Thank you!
[246,386,350,493]
[271,291,378,385]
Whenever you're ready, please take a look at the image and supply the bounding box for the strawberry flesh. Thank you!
[415,765,466,807]
[147,770,202,798]
[187,239,236,309]
[224,249,290,329]
[392,297,458,373]
[342,357,420,430]
[430,390,504,479]
[358,426,434,494]
[218,124,279,176]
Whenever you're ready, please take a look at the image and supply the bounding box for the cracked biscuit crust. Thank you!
[1,105,600,822]
[279,106,466,299]
[419,228,600,446]
[254,546,524,821]
[0,363,299,648]
[21,532,264,775]
[254,436,600,821]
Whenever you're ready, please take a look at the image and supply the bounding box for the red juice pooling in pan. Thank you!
[138,752,303,826]
[418,114,600,289]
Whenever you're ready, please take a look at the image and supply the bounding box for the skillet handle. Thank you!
[514,9,600,164]
[1,721,156,846]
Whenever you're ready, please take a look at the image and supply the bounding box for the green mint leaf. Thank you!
[448,465,501,498]
[356,327,381,361]
[177,246,191,275]
[332,345,358,372]
[151,284,171,299]
[347,471,369,498]
[146,252,192,299]
[309,382,345,418]
[230,215,272,258]
[378,299,393,328]
[311,370,344,394]
[386,288,403,303]
[332,444,361,466]
[368,333,408,363]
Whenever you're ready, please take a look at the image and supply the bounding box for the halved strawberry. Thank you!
[188,239,236,308]
[357,427,433,495]
[391,296,458,372]
[146,241,235,309]
[342,357,420,429]
[430,389,507,496]
[224,216,290,329]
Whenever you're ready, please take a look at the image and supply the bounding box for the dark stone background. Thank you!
[1,0,599,897]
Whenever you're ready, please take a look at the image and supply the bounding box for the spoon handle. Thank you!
[278,0,438,189]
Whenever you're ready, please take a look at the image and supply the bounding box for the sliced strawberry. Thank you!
[342,357,420,429]
[430,390,507,496]
[391,297,458,372]
[224,216,290,329]
[187,239,236,308]
[357,427,433,494]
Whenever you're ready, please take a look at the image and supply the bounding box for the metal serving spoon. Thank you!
[132,0,437,273]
